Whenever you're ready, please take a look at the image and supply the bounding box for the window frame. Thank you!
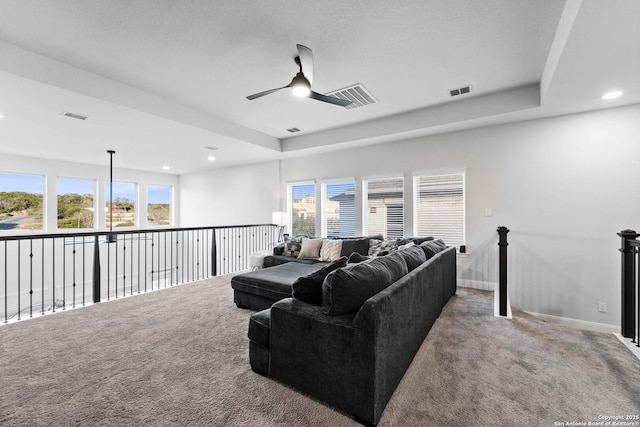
[413,170,466,248]
[287,181,317,237]
[363,175,405,239]
[320,178,356,238]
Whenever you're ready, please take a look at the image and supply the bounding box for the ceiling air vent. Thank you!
[204,146,218,151]
[449,85,472,98]
[286,127,301,133]
[325,83,377,110]
[61,111,88,121]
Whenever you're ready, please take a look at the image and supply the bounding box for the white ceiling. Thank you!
[0,0,638,175]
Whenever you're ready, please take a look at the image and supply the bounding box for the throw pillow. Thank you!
[319,239,343,262]
[420,239,447,260]
[340,237,370,257]
[298,238,323,259]
[395,245,427,272]
[322,259,394,315]
[369,238,398,257]
[283,236,303,257]
[292,257,348,305]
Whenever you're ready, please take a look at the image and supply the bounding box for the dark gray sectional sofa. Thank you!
[243,241,456,425]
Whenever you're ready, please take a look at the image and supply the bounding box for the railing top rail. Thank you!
[0,223,277,242]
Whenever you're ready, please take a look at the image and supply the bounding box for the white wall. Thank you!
[0,153,179,230]
[179,160,280,226]
[277,104,640,326]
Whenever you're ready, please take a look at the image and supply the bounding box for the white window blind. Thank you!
[414,173,465,247]
[324,181,355,237]
[365,177,404,239]
[290,183,316,236]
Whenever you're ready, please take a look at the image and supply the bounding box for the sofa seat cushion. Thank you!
[322,252,408,315]
[248,308,271,346]
[263,255,322,268]
[232,262,328,302]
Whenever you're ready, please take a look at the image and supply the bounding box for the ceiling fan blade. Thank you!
[296,44,314,85]
[309,91,352,107]
[246,84,291,100]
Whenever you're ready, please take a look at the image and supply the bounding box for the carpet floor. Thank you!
[0,275,639,426]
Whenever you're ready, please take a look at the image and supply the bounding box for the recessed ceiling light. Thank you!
[207,156,216,162]
[162,165,170,170]
[0,113,4,119]
[602,90,623,100]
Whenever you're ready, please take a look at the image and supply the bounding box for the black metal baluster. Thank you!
[107,236,111,300]
[151,233,155,290]
[181,230,184,283]
[211,228,217,277]
[115,235,119,299]
[137,233,141,294]
[82,236,85,306]
[164,231,168,287]
[4,241,7,323]
[62,238,66,310]
[72,238,77,309]
[122,235,127,297]
[144,232,148,292]
[130,233,134,295]
[41,238,45,314]
[170,231,174,285]
[29,239,33,318]
[52,239,55,313]
[196,230,201,280]
[93,234,101,304]
[17,240,21,320]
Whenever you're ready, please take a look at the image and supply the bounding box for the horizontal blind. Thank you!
[291,183,316,236]
[414,173,464,247]
[325,181,355,237]
[365,177,404,239]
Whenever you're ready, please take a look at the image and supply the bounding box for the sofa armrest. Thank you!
[269,298,376,422]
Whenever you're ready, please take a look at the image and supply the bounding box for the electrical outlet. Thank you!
[598,302,607,313]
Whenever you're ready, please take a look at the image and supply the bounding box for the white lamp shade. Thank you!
[272,211,287,226]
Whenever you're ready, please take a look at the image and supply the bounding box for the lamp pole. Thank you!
[107,150,116,242]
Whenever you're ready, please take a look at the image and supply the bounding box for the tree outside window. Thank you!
[147,185,171,226]
[0,172,44,231]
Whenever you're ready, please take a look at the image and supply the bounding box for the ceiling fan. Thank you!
[246,44,352,107]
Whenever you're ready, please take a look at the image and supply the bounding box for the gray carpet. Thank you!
[0,276,639,426]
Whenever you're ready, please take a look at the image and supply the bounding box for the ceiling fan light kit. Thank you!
[247,44,351,107]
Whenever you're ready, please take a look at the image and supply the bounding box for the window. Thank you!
[289,183,316,236]
[323,180,355,237]
[105,182,136,228]
[364,177,404,239]
[0,172,44,231]
[414,172,465,247]
[147,185,171,226]
[57,177,95,229]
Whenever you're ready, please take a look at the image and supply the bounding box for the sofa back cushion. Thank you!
[322,252,408,315]
[395,245,427,272]
[420,239,447,260]
[292,257,348,305]
[340,237,370,257]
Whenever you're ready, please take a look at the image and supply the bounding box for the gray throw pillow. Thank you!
[420,239,447,260]
[291,257,347,305]
[322,253,408,315]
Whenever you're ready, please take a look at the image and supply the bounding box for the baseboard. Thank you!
[457,279,496,291]
[614,333,640,361]
[524,311,619,334]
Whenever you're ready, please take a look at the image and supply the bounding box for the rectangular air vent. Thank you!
[204,146,218,151]
[326,83,377,110]
[449,85,472,97]
[60,111,88,120]
[287,127,301,133]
